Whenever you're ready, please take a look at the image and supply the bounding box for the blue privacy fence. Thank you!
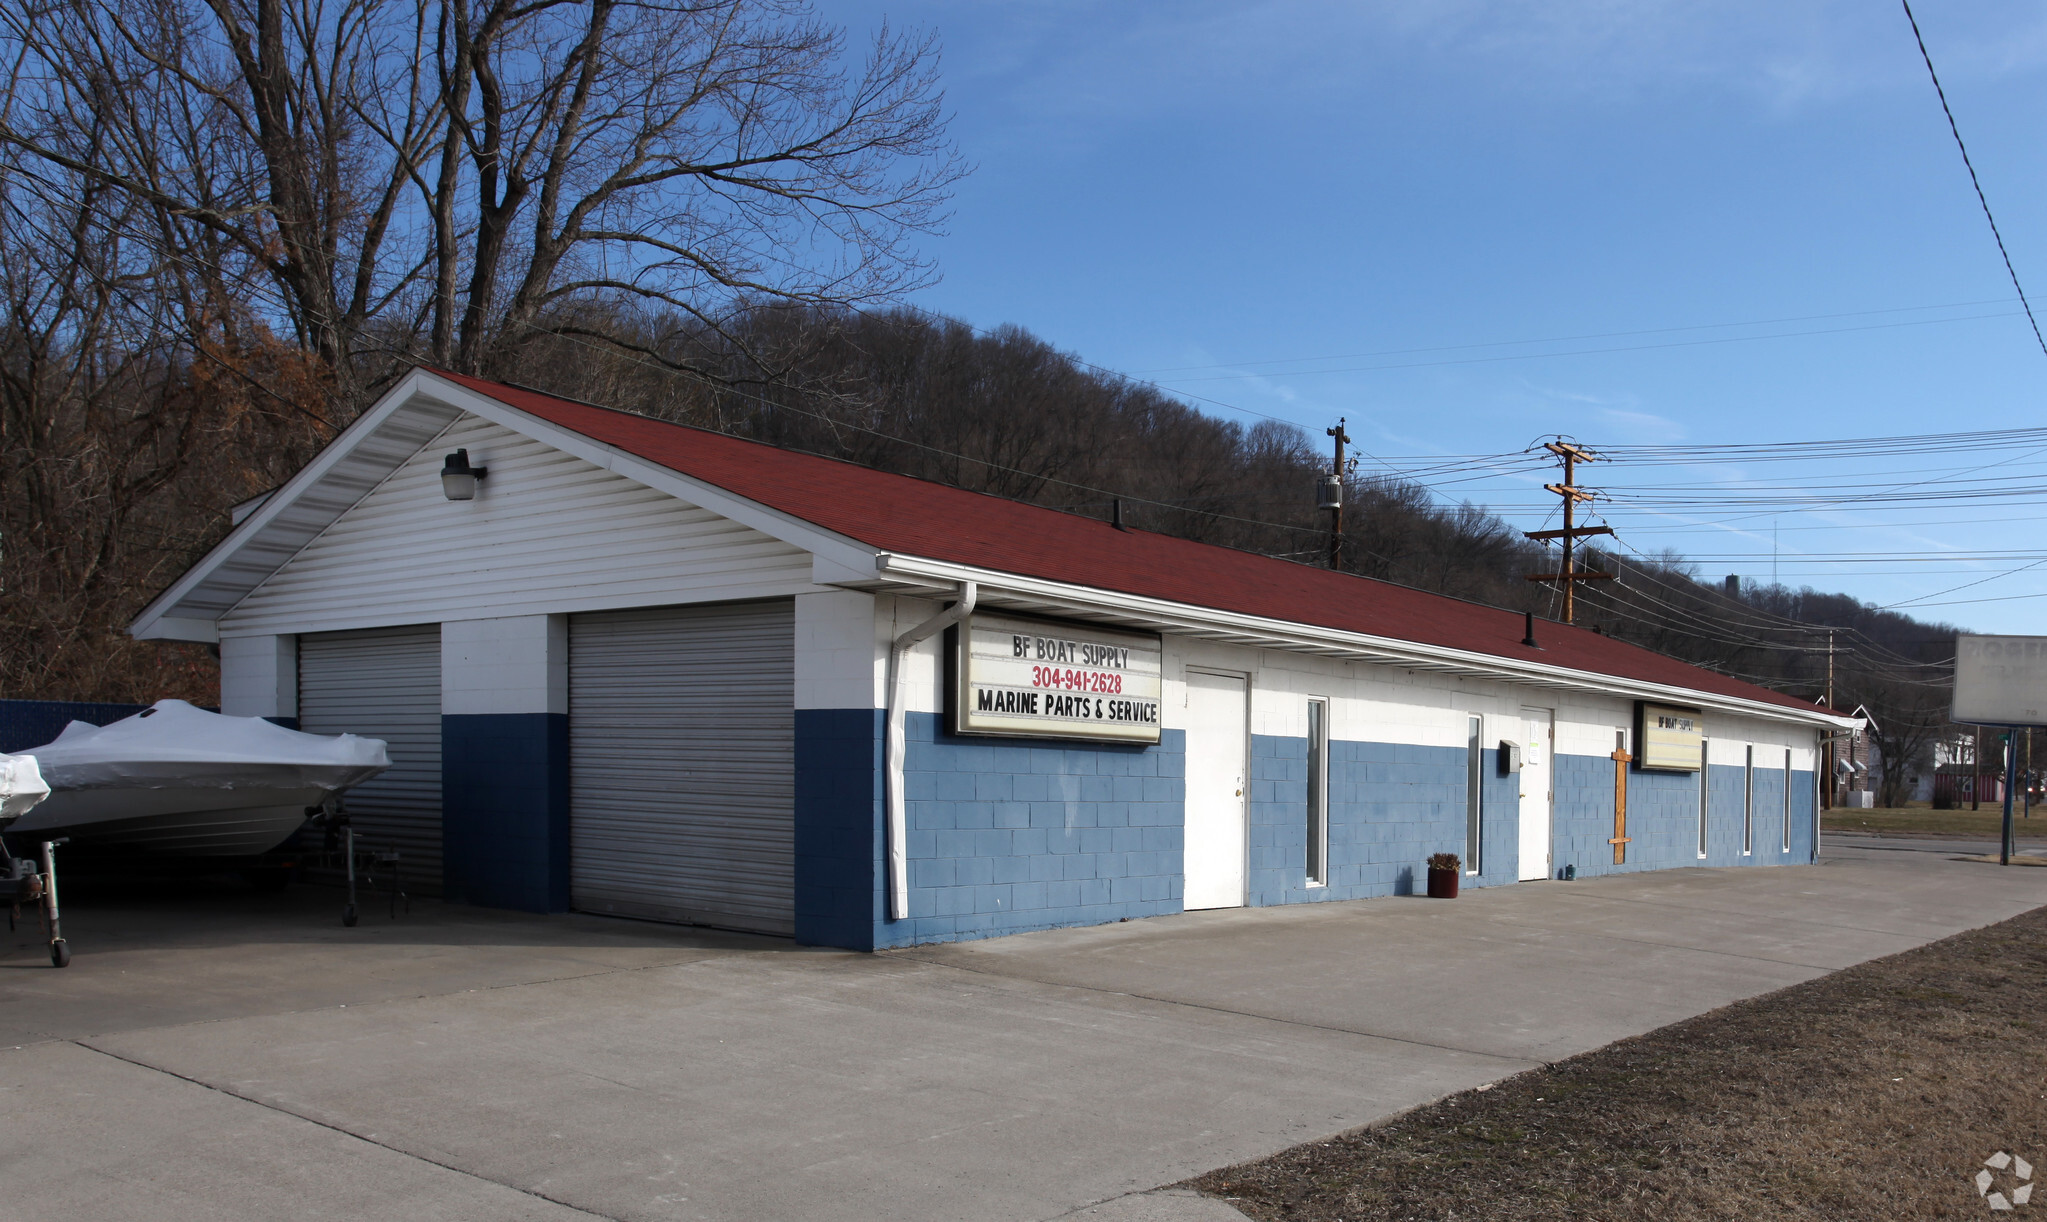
[0,700,151,754]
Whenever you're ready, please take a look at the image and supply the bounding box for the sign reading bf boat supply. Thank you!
[952,612,1162,744]
[1634,701,1704,771]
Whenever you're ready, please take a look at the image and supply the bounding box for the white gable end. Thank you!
[220,414,819,638]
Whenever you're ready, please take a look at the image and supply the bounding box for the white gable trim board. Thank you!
[139,374,1846,949]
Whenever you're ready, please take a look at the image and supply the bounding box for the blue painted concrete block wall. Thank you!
[1250,738,1520,904]
[794,707,884,950]
[884,712,1185,947]
[441,713,568,911]
[1551,755,1818,878]
[1477,754,1524,884]
[789,708,1822,951]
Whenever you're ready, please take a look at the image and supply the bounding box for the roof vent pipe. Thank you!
[1522,610,1540,649]
[1112,499,1126,530]
[885,581,978,922]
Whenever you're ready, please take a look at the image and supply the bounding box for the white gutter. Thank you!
[885,581,977,921]
[872,554,1857,733]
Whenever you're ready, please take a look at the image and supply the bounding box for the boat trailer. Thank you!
[2,836,71,967]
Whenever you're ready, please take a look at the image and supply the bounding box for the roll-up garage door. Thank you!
[569,600,794,934]
[298,625,443,892]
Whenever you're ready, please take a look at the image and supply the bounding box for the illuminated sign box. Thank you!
[1635,701,1703,772]
[1953,634,2047,726]
[950,612,1163,744]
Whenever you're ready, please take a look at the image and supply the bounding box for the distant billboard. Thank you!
[1953,634,2047,726]
[1634,701,1703,772]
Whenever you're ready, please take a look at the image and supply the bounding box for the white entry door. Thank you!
[1183,671,1249,909]
[1518,706,1554,881]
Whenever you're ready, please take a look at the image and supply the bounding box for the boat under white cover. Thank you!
[0,753,50,834]
[9,700,388,856]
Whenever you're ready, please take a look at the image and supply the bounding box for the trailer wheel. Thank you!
[50,940,69,968]
[342,904,358,928]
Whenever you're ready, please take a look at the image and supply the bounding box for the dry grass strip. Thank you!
[1190,904,2047,1220]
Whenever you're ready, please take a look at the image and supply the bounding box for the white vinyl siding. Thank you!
[568,600,795,934]
[222,415,816,637]
[297,625,443,891]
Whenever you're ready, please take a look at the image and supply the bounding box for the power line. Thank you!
[1592,527,1948,670]
[1901,0,2047,357]
[1883,555,2047,612]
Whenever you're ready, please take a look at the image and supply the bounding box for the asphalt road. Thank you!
[3,837,2041,1221]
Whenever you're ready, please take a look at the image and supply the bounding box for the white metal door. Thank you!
[1518,706,1554,881]
[1183,671,1248,910]
[569,600,794,934]
[298,625,443,890]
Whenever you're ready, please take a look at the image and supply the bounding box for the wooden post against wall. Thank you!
[1609,730,1633,864]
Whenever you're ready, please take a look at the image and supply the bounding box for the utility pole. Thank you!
[1823,629,1836,810]
[1322,419,1350,570]
[1523,440,1613,625]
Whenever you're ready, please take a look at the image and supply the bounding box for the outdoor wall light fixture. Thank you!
[440,449,488,500]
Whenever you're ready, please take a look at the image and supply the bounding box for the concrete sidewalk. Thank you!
[3,838,2042,1221]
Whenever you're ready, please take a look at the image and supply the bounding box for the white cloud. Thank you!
[916,0,2047,136]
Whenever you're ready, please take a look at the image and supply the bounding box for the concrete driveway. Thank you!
[4,837,2043,1222]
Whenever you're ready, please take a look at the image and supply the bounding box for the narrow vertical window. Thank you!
[1465,715,1483,876]
[1306,699,1329,886]
[1698,737,1710,858]
[1743,745,1755,855]
[1782,747,1793,853]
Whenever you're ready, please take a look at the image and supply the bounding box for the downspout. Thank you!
[885,582,977,922]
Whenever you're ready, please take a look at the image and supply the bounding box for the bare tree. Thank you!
[1851,669,1955,808]
[0,0,962,399]
[0,123,329,700]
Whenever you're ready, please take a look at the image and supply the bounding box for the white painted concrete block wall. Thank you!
[797,590,886,711]
[885,594,951,716]
[871,599,1823,755]
[441,615,565,715]
[219,633,297,720]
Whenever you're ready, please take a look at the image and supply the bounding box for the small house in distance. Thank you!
[133,369,1855,949]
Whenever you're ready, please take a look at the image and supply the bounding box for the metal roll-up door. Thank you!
[569,600,794,934]
[298,625,443,892]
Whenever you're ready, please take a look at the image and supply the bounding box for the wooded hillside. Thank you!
[0,0,1956,790]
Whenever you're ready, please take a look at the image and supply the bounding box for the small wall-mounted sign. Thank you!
[951,612,1163,744]
[1635,701,1704,772]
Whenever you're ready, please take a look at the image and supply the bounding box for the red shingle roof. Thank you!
[436,369,1818,714]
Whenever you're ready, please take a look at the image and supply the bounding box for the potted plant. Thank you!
[1426,852,1461,899]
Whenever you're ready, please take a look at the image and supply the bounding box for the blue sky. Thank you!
[833,1,2047,631]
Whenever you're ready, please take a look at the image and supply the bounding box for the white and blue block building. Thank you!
[137,369,1853,950]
